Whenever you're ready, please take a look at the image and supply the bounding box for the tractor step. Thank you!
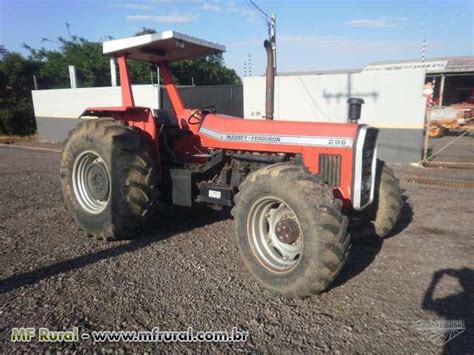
[197,183,234,207]
[169,168,201,207]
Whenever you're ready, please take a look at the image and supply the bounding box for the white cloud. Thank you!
[389,16,409,21]
[202,3,221,12]
[345,19,393,28]
[345,16,408,29]
[228,6,256,19]
[229,37,262,48]
[124,3,152,10]
[278,33,421,53]
[108,2,153,10]
[127,14,198,23]
[152,0,203,2]
[224,1,257,20]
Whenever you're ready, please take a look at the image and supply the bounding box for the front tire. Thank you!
[60,118,157,240]
[232,164,349,298]
[350,160,403,243]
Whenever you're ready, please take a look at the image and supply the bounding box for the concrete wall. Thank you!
[243,70,427,162]
[33,71,427,162]
[32,85,159,142]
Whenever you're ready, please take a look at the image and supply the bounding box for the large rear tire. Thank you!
[350,160,403,243]
[232,164,349,298]
[60,118,157,240]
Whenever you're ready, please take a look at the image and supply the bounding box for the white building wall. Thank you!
[244,70,426,129]
[32,84,159,119]
[32,84,160,142]
[243,70,427,162]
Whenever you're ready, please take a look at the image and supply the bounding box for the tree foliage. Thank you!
[130,27,241,86]
[0,26,241,135]
[24,27,241,88]
[24,37,110,89]
[0,48,38,135]
[170,55,241,86]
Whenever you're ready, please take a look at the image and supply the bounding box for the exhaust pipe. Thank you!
[264,39,275,120]
[347,98,364,123]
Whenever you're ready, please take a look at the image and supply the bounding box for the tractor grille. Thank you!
[319,154,341,187]
[353,127,379,210]
[360,128,378,207]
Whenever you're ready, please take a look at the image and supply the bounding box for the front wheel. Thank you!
[350,160,403,243]
[232,164,350,298]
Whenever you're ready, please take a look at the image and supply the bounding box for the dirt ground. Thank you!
[0,144,472,353]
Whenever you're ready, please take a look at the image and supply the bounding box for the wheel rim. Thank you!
[72,151,110,214]
[247,196,303,273]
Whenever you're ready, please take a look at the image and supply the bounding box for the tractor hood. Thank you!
[198,114,360,153]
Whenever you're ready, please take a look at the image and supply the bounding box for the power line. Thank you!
[246,0,269,21]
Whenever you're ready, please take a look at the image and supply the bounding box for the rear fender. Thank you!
[80,106,159,156]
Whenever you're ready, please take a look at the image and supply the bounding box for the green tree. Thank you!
[131,27,241,86]
[170,54,241,86]
[23,26,240,88]
[0,48,38,134]
[24,36,110,89]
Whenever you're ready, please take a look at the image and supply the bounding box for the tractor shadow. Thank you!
[0,206,228,295]
[330,194,413,290]
[421,268,474,354]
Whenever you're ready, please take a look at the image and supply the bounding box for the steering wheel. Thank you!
[187,105,217,125]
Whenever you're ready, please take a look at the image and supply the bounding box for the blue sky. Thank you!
[1,0,473,77]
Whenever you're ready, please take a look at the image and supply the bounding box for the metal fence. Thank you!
[160,84,243,117]
[422,105,474,168]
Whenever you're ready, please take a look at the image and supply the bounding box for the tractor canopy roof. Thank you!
[103,30,225,62]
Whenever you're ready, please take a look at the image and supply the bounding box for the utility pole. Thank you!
[69,65,77,89]
[248,0,277,119]
[33,75,38,90]
[110,58,117,86]
[248,54,252,76]
[422,39,426,63]
[270,14,276,73]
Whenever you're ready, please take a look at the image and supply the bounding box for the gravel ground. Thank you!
[0,145,473,353]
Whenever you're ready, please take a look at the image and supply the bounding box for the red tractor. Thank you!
[60,31,403,298]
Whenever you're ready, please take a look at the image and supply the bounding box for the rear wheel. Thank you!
[60,118,157,240]
[350,160,403,243]
[232,164,349,298]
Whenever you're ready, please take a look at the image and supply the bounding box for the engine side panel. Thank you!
[198,114,360,203]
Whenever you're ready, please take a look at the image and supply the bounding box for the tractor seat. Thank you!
[154,109,178,126]
[154,109,193,139]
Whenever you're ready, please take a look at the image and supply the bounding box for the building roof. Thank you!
[276,68,362,76]
[273,56,474,77]
[364,56,474,73]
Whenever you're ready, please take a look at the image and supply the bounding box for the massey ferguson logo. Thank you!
[225,134,281,143]
[200,127,353,148]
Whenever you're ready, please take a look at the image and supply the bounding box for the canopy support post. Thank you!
[117,54,135,107]
[158,61,186,122]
